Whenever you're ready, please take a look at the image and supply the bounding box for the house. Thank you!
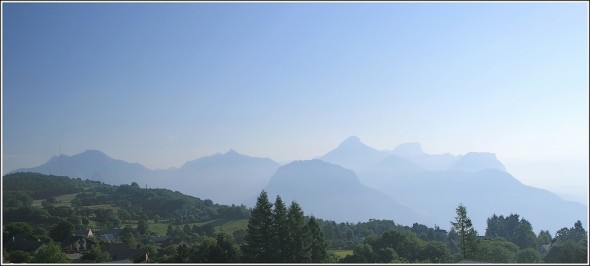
[98,233,119,242]
[103,243,150,263]
[4,236,48,254]
[160,238,189,248]
[149,235,173,245]
[73,228,94,238]
[61,235,94,254]
[95,228,121,242]
[8,232,43,243]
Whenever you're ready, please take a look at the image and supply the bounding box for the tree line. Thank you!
[3,172,250,227]
[3,172,587,263]
[337,203,587,263]
[449,203,587,263]
[242,191,329,262]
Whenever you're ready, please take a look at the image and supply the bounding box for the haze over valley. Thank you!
[10,136,587,234]
[2,2,588,263]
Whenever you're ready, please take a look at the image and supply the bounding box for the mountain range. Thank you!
[320,137,586,233]
[162,150,280,205]
[10,137,587,233]
[12,149,279,205]
[13,150,156,186]
[247,159,428,226]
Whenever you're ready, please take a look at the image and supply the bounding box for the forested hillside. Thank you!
[3,172,250,223]
[2,172,587,263]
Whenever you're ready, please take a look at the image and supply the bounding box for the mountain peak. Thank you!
[81,149,108,156]
[451,152,506,172]
[342,136,361,144]
[319,136,389,172]
[335,136,372,150]
[225,149,240,155]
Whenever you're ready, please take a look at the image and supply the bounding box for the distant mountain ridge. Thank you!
[384,169,586,233]
[319,136,390,172]
[389,142,461,171]
[449,152,506,172]
[249,159,428,226]
[164,149,280,205]
[12,150,155,186]
[10,138,587,233]
[11,149,280,205]
[319,137,587,233]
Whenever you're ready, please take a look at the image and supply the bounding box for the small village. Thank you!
[3,228,189,263]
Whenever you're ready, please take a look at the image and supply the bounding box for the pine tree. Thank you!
[243,191,274,262]
[451,203,478,259]
[271,195,290,262]
[307,216,328,262]
[287,201,311,262]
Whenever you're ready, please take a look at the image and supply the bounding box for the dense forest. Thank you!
[2,172,588,263]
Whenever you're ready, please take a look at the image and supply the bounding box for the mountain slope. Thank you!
[163,150,280,205]
[319,136,390,172]
[320,138,586,233]
[250,159,428,226]
[357,154,424,189]
[450,152,506,172]
[11,149,280,206]
[381,169,587,233]
[11,150,155,186]
[390,142,460,171]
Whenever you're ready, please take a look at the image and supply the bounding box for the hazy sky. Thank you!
[2,3,588,203]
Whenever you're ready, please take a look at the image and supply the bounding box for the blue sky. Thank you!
[2,2,588,202]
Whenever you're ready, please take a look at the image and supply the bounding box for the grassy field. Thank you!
[31,193,78,208]
[215,219,249,234]
[54,193,78,206]
[28,191,249,238]
[328,249,353,260]
[148,219,249,236]
[31,200,43,207]
[150,222,169,235]
[149,220,220,236]
[82,204,120,211]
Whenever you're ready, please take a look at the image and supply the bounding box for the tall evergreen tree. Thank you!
[271,195,290,262]
[451,203,478,259]
[287,201,311,262]
[307,216,328,262]
[571,220,588,245]
[243,191,274,262]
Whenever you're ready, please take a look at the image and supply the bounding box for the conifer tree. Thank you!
[271,195,290,262]
[307,216,328,262]
[243,191,274,262]
[287,201,311,262]
[451,203,478,259]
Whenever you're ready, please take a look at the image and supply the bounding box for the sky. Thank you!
[2,2,589,203]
